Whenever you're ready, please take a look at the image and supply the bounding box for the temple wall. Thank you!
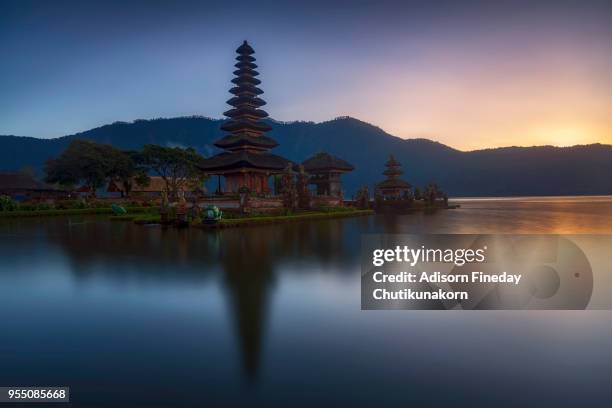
[329,181,341,197]
[311,195,343,208]
[199,197,240,209]
[248,196,284,209]
[225,173,270,194]
[199,196,283,212]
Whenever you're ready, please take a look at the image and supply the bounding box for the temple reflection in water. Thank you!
[15,215,361,381]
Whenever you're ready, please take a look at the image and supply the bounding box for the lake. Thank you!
[1,196,612,407]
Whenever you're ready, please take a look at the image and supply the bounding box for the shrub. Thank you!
[55,200,88,210]
[313,205,352,213]
[0,195,19,211]
[17,203,36,211]
[74,200,88,209]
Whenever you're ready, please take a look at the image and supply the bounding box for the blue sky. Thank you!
[1,0,611,149]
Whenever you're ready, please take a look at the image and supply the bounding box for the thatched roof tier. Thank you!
[220,120,272,133]
[233,68,260,77]
[229,85,264,96]
[385,155,401,167]
[236,54,256,62]
[302,152,354,173]
[236,56,256,65]
[214,134,278,150]
[236,41,255,55]
[226,96,266,108]
[231,76,261,86]
[383,168,403,176]
[223,108,269,119]
[383,154,403,177]
[199,151,291,172]
[377,178,412,189]
[234,61,257,70]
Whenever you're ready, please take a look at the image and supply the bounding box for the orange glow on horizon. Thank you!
[382,122,611,151]
[286,38,612,152]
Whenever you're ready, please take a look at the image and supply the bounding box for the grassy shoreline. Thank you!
[0,206,154,218]
[199,209,374,228]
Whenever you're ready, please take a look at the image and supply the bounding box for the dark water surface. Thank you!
[1,197,612,407]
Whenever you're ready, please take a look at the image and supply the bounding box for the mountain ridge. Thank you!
[1,115,604,153]
[1,116,611,196]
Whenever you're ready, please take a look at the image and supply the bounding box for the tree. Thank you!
[424,183,439,205]
[139,145,206,198]
[414,187,422,200]
[45,140,113,197]
[45,140,146,198]
[106,149,149,198]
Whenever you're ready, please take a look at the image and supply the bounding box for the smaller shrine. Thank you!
[375,155,411,199]
[374,155,452,213]
[302,152,354,198]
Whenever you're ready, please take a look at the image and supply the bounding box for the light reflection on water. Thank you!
[1,197,612,406]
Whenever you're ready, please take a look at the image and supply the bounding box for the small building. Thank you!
[0,172,64,201]
[107,176,204,198]
[302,152,354,197]
[376,155,411,199]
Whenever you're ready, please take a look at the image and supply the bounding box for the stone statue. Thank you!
[281,163,297,211]
[296,164,310,209]
[176,189,187,223]
[355,186,370,209]
[160,190,169,223]
[190,197,200,220]
[238,186,250,214]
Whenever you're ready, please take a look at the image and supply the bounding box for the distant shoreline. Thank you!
[451,195,612,201]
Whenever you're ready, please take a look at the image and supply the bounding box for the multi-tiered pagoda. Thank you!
[376,155,412,199]
[201,41,290,194]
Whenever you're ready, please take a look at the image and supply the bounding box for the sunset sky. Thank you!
[1,0,611,150]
